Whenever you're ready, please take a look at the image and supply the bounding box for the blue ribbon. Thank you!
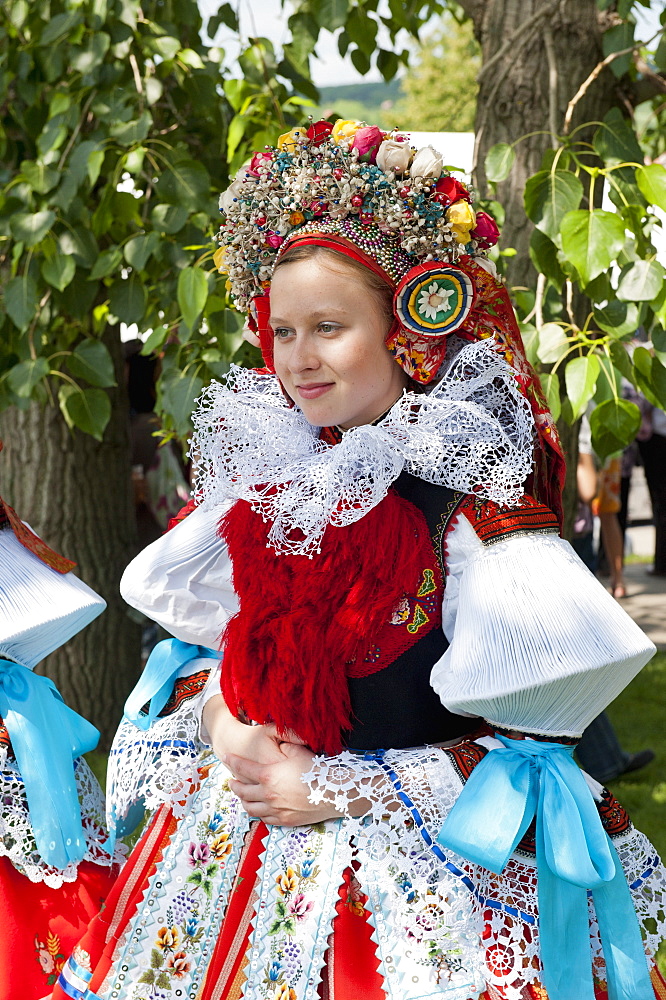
[436,735,653,1000]
[0,658,101,869]
[123,638,220,731]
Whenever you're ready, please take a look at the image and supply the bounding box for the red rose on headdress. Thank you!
[351,125,385,163]
[433,176,470,206]
[471,211,500,249]
[248,151,274,176]
[307,120,333,145]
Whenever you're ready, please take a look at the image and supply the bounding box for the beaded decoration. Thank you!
[215,119,499,317]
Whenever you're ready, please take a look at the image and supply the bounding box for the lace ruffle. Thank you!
[0,750,123,886]
[190,339,534,556]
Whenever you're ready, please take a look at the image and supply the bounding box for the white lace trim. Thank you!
[0,751,124,886]
[106,696,210,835]
[304,745,666,995]
[190,338,534,556]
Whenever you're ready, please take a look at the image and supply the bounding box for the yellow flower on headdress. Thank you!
[331,119,362,143]
[277,127,307,152]
[289,210,305,226]
[213,245,229,274]
[446,200,477,244]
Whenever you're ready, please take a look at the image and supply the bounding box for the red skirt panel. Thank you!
[0,855,116,1000]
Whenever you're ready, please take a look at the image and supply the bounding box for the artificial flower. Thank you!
[307,120,333,145]
[213,245,228,274]
[433,175,470,206]
[287,892,315,921]
[471,210,500,249]
[331,119,363,144]
[210,832,233,858]
[289,210,305,226]
[446,199,476,243]
[351,124,385,163]
[219,177,245,215]
[277,127,307,152]
[265,232,284,249]
[247,150,274,176]
[376,138,413,174]
[409,145,444,180]
[166,952,191,979]
[274,985,297,1000]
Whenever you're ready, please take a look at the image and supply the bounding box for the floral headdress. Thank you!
[215,119,500,384]
[214,119,565,519]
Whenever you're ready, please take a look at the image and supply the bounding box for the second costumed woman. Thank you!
[55,121,666,1000]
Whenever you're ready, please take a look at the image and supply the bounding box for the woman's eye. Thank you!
[273,328,292,340]
[319,323,337,334]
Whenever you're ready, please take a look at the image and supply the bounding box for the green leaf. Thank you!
[538,371,561,421]
[140,325,169,355]
[636,164,666,212]
[152,35,180,60]
[524,169,583,242]
[593,107,643,166]
[485,143,515,184]
[159,368,204,438]
[39,11,82,46]
[58,228,99,268]
[564,354,600,420]
[41,254,76,291]
[593,299,639,339]
[110,110,152,147]
[314,0,349,30]
[89,247,123,280]
[151,204,188,234]
[559,210,625,286]
[58,385,111,441]
[21,161,59,194]
[7,357,50,397]
[109,275,147,324]
[608,340,636,383]
[157,160,210,211]
[529,230,565,291]
[633,352,666,410]
[124,232,160,271]
[350,47,371,75]
[537,323,569,364]
[616,260,666,302]
[68,340,116,388]
[177,267,209,330]
[377,48,399,82]
[589,398,641,462]
[602,21,635,78]
[150,948,162,970]
[10,210,55,247]
[4,275,38,329]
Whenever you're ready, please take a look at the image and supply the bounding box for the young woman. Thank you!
[54,121,665,1000]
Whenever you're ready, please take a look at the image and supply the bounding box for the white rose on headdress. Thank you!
[376,139,413,174]
[410,146,443,180]
[219,177,246,215]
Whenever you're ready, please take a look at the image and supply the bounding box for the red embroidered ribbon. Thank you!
[0,500,76,574]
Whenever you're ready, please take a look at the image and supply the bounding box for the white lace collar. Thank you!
[190,339,534,556]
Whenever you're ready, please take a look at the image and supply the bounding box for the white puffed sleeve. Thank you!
[120,502,238,648]
[432,517,656,737]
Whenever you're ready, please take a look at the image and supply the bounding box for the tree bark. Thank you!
[0,328,142,748]
[462,0,621,531]
[467,0,617,293]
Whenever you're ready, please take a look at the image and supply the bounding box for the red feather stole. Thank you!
[218,490,433,754]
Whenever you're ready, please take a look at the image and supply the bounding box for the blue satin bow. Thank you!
[0,658,102,869]
[437,735,653,1000]
[123,638,220,731]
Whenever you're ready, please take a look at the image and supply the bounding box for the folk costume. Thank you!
[55,122,666,1000]
[0,495,121,998]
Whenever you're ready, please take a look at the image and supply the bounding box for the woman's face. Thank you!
[270,257,408,429]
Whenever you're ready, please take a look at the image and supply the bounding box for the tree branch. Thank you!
[543,23,559,147]
[563,29,663,134]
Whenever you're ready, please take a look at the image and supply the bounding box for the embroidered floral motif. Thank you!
[35,931,65,986]
[259,825,328,1000]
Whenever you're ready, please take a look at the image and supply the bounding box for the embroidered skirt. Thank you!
[52,744,666,1000]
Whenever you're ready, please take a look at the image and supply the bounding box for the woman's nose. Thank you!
[288,335,320,372]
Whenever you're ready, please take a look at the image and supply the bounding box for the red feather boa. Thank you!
[218,491,430,754]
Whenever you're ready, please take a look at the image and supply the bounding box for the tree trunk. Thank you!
[459,0,620,529]
[0,328,142,748]
[463,0,617,291]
